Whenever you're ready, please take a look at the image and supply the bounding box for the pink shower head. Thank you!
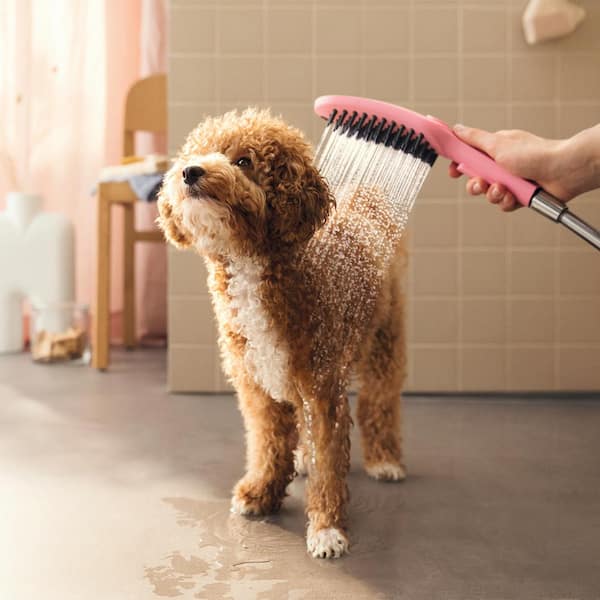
[314,95,537,207]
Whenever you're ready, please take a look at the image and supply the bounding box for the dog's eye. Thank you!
[235,157,252,168]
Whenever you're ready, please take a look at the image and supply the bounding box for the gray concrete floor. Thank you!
[1,349,600,600]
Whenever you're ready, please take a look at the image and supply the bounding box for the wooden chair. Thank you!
[92,74,166,370]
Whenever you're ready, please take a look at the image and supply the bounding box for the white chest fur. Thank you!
[225,256,289,402]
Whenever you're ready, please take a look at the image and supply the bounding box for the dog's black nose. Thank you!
[182,166,205,185]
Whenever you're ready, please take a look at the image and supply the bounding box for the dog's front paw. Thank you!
[230,494,262,516]
[365,461,407,482]
[231,476,285,516]
[306,525,349,559]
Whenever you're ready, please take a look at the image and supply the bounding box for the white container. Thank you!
[0,192,75,353]
[30,302,90,364]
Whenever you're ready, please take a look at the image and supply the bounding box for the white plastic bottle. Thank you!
[0,192,75,353]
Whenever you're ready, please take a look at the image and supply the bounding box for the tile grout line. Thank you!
[409,293,597,301]
[168,51,600,60]
[554,49,561,391]
[262,0,268,106]
[359,0,366,98]
[312,0,318,142]
[213,2,222,388]
[457,0,464,392]
[407,0,416,389]
[505,2,512,392]
[214,4,221,113]
[166,15,174,390]
[405,341,600,350]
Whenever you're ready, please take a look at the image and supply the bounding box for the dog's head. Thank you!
[157,108,334,256]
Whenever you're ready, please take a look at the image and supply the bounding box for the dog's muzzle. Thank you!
[182,165,205,186]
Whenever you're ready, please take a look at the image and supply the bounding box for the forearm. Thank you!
[555,124,600,198]
[572,124,600,188]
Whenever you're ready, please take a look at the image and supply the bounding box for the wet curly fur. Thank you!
[157,108,407,559]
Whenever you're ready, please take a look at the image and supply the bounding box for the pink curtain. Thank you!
[0,0,167,343]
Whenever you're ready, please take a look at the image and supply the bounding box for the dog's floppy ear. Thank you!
[156,189,193,249]
[267,153,335,246]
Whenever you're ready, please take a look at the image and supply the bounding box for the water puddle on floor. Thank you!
[143,481,404,599]
[143,497,310,599]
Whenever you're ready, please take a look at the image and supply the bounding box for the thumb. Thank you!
[453,124,497,156]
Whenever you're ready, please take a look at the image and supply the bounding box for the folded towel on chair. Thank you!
[94,154,170,201]
[128,173,164,202]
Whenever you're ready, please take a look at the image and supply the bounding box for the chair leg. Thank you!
[93,189,111,370]
[123,203,136,349]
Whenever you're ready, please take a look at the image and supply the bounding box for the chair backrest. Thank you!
[123,73,167,157]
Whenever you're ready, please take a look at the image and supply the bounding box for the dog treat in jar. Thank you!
[30,302,91,364]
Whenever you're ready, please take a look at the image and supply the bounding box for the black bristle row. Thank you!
[326,109,438,166]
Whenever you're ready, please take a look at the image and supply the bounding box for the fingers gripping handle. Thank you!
[454,160,537,206]
[424,117,539,207]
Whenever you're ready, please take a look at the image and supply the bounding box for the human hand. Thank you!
[448,125,575,212]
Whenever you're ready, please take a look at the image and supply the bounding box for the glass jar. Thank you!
[30,302,91,364]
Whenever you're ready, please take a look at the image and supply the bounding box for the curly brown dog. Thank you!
[157,108,407,559]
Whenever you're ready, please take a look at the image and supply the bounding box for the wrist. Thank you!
[542,138,568,185]
[562,126,600,196]
[585,125,600,186]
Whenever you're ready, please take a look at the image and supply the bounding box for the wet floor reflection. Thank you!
[144,498,300,599]
[143,492,387,599]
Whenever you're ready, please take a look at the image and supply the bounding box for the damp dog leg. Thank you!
[231,377,298,516]
[356,259,407,482]
[304,391,351,559]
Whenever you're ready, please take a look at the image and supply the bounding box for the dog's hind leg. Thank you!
[356,269,407,482]
[303,389,351,558]
[231,376,298,516]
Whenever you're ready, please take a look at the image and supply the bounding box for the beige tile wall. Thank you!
[167,0,600,392]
